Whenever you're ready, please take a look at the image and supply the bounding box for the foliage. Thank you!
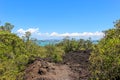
[0,31,27,80]
[45,44,64,62]
[0,23,65,79]
[25,31,31,41]
[0,21,92,80]
[57,38,93,53]
[89,20,120,80]
[0,22,14,32]
[2,20,120,80]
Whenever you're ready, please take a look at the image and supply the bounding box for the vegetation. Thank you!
[57,37,93,53]
[45,44,64,62]
[0,22,65,79]
[89,20,120,80]
[0,31,27,80]
[0,22,14,32]
[1,20,120,80]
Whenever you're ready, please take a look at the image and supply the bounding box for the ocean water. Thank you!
[36,40,99,46]
[37,40,60,46]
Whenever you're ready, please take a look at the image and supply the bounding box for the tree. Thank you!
[0,22,14,32]
[25,31,31,41]
[114,20,120,29]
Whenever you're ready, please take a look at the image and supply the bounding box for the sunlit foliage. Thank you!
[89,20,120,80]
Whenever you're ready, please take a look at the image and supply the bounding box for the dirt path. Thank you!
[62,50,91,80]
[24,60,76,80]
[24,50,91,80]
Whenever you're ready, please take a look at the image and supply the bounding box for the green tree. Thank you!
[0,22,14,32]
[25,31,31,41]
[114,20,120,29]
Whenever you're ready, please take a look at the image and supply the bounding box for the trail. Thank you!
[24,50,91,80]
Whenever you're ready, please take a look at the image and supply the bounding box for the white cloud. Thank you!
[17,28,39,36]
[26,28,39,33]
[50,32,59,36]
[50,32,104,37]
[16,28,104,40]
[17,28,25,34]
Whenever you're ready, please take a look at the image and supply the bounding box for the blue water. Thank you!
[37,40,60,46]
[36,40,99,46]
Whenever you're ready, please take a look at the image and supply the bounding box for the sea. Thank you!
[36,39,98,46]
[36,39,61,46]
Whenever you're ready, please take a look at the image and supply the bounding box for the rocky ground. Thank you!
[24,50,91,80]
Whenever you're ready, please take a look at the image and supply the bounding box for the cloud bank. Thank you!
[17,28,39,35]
[17,28,104,40]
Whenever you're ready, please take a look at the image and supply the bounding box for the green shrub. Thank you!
[89,20,120,80]
[0,31,27,80]
[45,44,64,62]
[57,38,93,53]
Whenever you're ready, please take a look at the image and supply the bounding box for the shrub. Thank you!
[0,31,27,80]
[89,20,120,80]
[57,38,93,53]
[45,44,64,62]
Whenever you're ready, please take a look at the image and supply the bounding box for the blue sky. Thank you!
[0,0,120,40]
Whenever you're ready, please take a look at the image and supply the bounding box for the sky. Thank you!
[0,0,120,40]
